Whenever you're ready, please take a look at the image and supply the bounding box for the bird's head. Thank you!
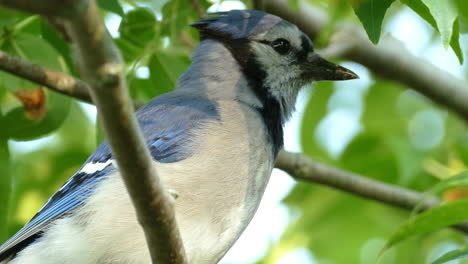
[191,9,358,119]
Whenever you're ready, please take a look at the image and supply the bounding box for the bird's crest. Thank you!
[190,10,282,40]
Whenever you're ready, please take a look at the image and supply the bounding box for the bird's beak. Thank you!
[302,53,359,81]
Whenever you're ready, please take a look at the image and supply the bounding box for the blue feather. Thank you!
[0,93,219,260]
[190,10,282,40]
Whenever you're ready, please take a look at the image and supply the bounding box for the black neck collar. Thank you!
[215,38,284,158]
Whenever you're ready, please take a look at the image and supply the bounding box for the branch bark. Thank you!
[0,1,187,263]
[256,0,468,123]
[276,151,438,211]
[276,150,468,234]
[0,50,93,103]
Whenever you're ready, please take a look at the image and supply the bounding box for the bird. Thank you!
[0,9,357,264]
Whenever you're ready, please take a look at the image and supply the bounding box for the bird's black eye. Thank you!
[271,38,290,55]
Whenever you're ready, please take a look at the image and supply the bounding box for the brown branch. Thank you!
[257,0,468,123]
[0,0,73,17]
[275,150,468,234]
[0,0,187,263]
[0,50,143,107]
[0,50,93,103]
[63,2,187,263]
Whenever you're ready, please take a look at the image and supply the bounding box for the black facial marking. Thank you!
[297,35,312,62]
[218,38,284,158]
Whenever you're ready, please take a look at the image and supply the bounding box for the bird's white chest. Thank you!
[9,101,276,264]
[157,101,275,262]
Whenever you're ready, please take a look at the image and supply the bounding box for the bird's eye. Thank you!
[271,38,290,55]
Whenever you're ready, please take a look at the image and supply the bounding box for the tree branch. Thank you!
[276,151,438,211]
[0,50,143,107]
[0,50,93,103]
[62,2,187,263]
[275,150,468,234]
[257,0,468,123]
[0,0,187,263]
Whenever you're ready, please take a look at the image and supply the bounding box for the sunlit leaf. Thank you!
[431,246,468,264]
[379,199,468,261]
[351,0,395,44]
[401,0,463,63]
[97,0,124,16]
[420,0,457,48]
[411,171,468,216]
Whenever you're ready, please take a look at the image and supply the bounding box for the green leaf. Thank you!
[148,53,190,96]
[129,77,155,102]
[420,0,458,48]
[161,0,199,38]
[351,0,395,44]
[450,18,463,64]
[0,138,12,242]
[362,82,404,135]
[97,0,124,16]
[431,246,468,264]
[455,0,468,32]
[2,91,71,141]
[0,33,64,92]
[0,33,71,140]
[379,199,468,261]
[0,8,28,28]
[288,0,300,9]
[402,0,463,63]
[300,83,334,161]
[455,0,468,17]
[411,171,468,216]
[401,0,437,28]
[118,8,156,48]
[114,37,143,63]
[96,115,105,145]
[40,20,74,74]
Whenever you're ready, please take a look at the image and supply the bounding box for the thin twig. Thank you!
[0,50,93,103]
[0,50,142,107]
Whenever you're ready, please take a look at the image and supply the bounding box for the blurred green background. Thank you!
[1,0,468,263]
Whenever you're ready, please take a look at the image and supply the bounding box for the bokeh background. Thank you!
[1,0,468,263]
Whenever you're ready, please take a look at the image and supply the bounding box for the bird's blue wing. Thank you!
[0,93,219,260]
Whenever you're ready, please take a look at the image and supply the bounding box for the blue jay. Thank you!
[0,10,357,263]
